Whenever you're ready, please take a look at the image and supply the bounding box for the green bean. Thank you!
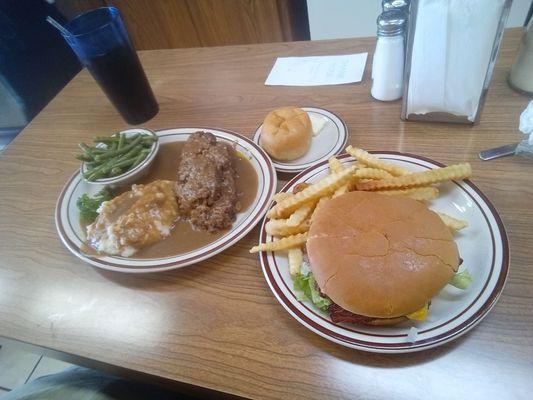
[79,143,107,156]
[112,144,143,164]
[84,156,115,176]
[76,154,93,162]
[78,143,95,158]
[109,156,137,170]
[94,134,142,162]
[110,167,123,176]
[83,164,107,181]
[85,162,116,181]
[131,149,150,168]
[85,171,105,181]
[117,132,125,150]
[83,171,98,181]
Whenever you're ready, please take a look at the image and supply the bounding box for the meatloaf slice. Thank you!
[176,131,238,232]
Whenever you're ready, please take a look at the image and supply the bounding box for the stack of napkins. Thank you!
[406,0,507,121]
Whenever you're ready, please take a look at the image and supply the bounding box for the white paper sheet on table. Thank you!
[265,53,368,86]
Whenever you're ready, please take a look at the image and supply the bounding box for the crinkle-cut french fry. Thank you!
[328,158,355,198]
[356,163,472,191]
[265,219,310,236]
[273,192,292,203]
[329,157,355,198]
[267,166,356,219]
[355,168,393,180]
[346,146,410,176]
[310,196,331,221]
[377,187,439,201]
[333,184,350,198]
[287,201,315,227]
[333,177,358,198]
[328,156,343,174]
[436,212,468,233]
[293,182,311,194]
[288,247,303,276]
[250,232,308,253]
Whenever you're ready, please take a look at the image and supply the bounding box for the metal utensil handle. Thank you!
[478,143,518,160]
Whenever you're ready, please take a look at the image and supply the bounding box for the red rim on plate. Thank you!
[55,127,277,273]
[259,152,509,353]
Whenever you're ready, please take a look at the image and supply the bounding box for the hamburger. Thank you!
[303,191,464,326]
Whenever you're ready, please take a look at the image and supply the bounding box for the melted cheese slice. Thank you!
[406,304,429,321]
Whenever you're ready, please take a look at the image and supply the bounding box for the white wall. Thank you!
[307,0,532,40]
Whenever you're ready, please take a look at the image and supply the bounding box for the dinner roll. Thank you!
[260,107,312,161]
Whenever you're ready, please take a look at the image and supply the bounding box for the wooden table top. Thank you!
[1,28,532,400]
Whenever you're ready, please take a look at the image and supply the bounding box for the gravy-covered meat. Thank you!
[86,180,179,256]
[176,131,238,232]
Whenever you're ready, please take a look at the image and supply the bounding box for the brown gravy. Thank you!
[81,141,258,259]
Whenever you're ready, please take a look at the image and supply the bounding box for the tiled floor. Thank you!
[0,344,75,397]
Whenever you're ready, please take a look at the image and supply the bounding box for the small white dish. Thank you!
[252,107,348,174]
[258,152,509,353]
[81,128,159,187]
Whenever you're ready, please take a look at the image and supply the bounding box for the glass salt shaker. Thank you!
[371,10,407,101]
[382,0,410,13]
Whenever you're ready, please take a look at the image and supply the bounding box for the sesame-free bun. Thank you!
[259,107,312,161]
[306,191,459,320]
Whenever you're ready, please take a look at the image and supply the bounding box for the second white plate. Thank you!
[252,107,348,174]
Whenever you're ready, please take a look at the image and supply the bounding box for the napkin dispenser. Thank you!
[401,0,512,124]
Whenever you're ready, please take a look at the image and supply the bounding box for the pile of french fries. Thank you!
[250,146,472,276]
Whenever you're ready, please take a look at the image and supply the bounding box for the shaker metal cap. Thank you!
[377,10,407,36]
[382,0,410,13]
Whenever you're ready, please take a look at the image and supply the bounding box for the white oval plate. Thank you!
[252,107,348,174]
[56,127,277,273]
[259,152,509,353]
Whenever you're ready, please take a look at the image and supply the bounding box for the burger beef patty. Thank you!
[316,282,406,325]
[176,131,238,232]
[327,303,379,325]
[315,282,376,324]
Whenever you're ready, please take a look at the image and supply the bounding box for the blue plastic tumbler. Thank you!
[62,7,158,125]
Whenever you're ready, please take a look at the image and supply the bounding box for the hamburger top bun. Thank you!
[259,107,312,161]
[306,191,459,319]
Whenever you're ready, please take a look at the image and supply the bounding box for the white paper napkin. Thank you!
[516,101,533,156]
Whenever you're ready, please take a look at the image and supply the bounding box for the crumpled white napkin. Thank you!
[516,101,533,155]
